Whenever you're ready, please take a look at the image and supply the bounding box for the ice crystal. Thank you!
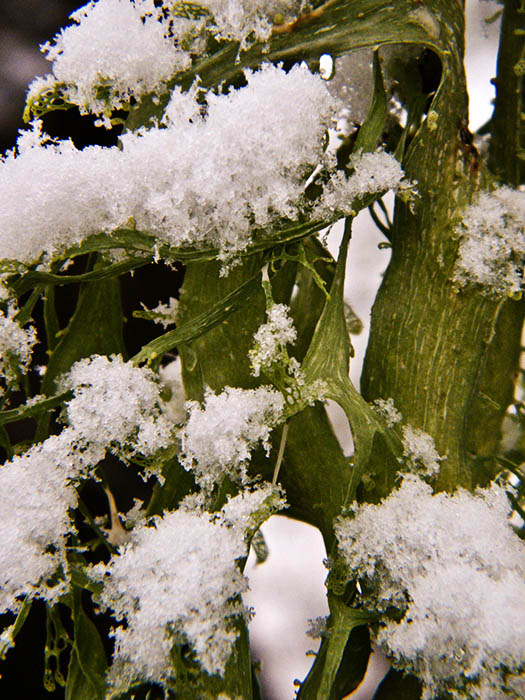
[335,475,525,699]
[250,303,297,377]
[60,355,174,462]
[372,397,402,427]
[401,425,442,477]
[34,0,190,115]
[180,386,284,489]
[3,64,341,264]
[306,616,328,640]
[145,297,179,329]
[91,484,282,690]
[0,310,37,390]
[453,186,525,297]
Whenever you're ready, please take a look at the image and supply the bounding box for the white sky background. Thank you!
[245,2,503,698]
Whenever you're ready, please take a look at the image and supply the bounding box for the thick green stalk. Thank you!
[361,4,504,492]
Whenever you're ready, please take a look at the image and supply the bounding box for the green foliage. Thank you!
[1,1,524,698]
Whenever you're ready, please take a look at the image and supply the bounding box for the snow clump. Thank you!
[453,186,525,297]
[0,430,80,627]
[0,310,37,392]
[60,354,174,463]
[250,303,297,377]
[2,64,341,264]
[335,475,525,700]
[90,484,284,691]
[31,0,190,116]
[180,386,284,489]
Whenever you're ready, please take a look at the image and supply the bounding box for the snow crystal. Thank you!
[0,429,80,619]
[33,0,190,115]
[91,485,280,689]
[401,424,442,477]
[145,296,179,329]
[249,303,297,377]
[60,354,174,461]
[180,386,284,490]
[335,475,525,699]
[372,397,402,427]
[202,1,301,47]
[453,186,525,297]
[313,149,413,219]
[306,616,328,639]
[0,310,37,390]
[220,483,286,535]
[3,64,341,264]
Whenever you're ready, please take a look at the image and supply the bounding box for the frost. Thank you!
[0,430,80,618]
[3,64,341,264]
[306,616,328,639]
[0,310,37,391]
[144,296,179,329]
[202,1,301,47]
[91,484,283,690]
[335,475,525,699]
[30,0,304,117]
[180,386,284,490]
[34,0,190,115]
[60,354,174,463]
[313,149,413,219]
[372,397,402,427]
[401,425,442,477]
[453,186,525,297]
[250,303,297,377]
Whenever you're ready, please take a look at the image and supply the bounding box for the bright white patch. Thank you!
[0,310,36,391]
[250,303,297,377]
[180,386,284,490]
[335,475,525,699]
[453,186,525,297]
[91,485,283,691]
[60,354,174,464]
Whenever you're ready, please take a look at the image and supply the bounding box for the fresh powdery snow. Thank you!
[33,0,190,116]
[0,310,37,392]
[60,354,173,462]
[29,0,303,116]
[180,385,284,489]
[335,475,525,699]
[0,352,178,639]
[90,485,284,691]
[0,430,80,632]
[1,61,409,267]
[453,186,525,296]
[250,303,297,377]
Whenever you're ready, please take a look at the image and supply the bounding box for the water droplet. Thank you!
[319,54,335,80]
